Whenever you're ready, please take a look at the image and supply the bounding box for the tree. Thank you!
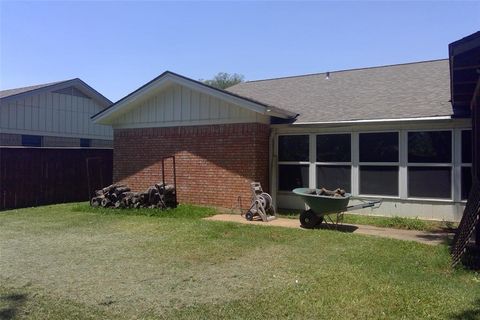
[202,72,245,89]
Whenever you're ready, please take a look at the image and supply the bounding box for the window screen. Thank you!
[278,135,309,161]
[408,167,451,199]
[462,130,472,164]
[317,165,351,192]
[359,166,398,196]
[278,165,309,191]
[462,167,472,200]
[316,134,351,162]
[408,131,452,163]
[21,135,42,147]
[359,132,399,162]
[80,139,91,148]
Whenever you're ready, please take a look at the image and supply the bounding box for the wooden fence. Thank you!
[0,147,112,210]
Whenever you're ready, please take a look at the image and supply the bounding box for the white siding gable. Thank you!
[111,84,270,129]
[0,90,113,140]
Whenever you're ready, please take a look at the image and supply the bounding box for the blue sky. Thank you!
[1,1,478,101]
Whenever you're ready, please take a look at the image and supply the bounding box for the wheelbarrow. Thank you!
[292,188,381,229]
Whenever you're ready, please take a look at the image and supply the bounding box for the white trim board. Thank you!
[0,128,113,140]
[111,117,270,129]
[291,115,453,125]
[273,118,471,133]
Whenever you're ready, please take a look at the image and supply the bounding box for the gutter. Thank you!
[290,116,453,126]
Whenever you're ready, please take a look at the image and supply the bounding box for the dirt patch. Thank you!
[0,212,292,317]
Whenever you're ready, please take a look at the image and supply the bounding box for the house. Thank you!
[448,31,480,254]
[93,56,473,222]
[0,78,113,147]
[0,79,114,209]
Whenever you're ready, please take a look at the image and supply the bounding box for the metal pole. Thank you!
[172,156,177,206]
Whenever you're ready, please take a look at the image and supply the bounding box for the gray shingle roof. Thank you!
[0,80,69,99]
[227,59,452,123]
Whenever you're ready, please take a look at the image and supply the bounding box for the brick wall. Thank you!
[113,123,270,208]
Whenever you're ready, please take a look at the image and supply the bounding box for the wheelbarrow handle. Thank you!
[345,198,382,212]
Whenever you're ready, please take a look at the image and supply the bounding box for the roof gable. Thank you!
[0,78,112,107]
[92,71,296,124]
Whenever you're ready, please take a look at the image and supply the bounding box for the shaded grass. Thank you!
[278,209,457,232]
[0,203,478,319]
[71,202,216,219]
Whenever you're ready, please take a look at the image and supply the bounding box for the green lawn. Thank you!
[1,203,479,319]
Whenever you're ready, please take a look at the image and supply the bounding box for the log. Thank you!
[317,187,346,197]
[101,198,112,207]
[90,196,102,207]
[91,182,177,209]
[114,187,131,195]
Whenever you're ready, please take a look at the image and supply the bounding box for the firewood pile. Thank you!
[309,188,346,198]
[90,183,177,209]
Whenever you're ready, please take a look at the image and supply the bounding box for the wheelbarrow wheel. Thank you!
[315,215,324,226]
[300,209,319,229]
[245,211,254,221]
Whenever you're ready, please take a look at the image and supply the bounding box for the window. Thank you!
[317,166,351,192]
[316,134,351,192]
[359,132,398,162]
[21,135,42,147]
[278,165,309,191]
[407,131,452,199]
[275,128,468,202]
[278,135,309,161]
[80,138,91,148]
[359,132,399,196]
[408,167,451,199]
[408,131,451,163]
[278,135,309,191]
[359,166,398,196]
[461,130,472,200]
[316,134,350,162]
[461,167,472,200]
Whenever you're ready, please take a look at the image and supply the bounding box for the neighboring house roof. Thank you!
[92,71,297,123]
[227,59,453,124]
[0,78,112,107]
[0,80,66,99]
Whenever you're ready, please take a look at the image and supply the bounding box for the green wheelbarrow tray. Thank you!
[292,188,381,229]
[292,188,351,215]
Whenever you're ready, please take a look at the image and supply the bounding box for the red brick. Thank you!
[113,123,270,208]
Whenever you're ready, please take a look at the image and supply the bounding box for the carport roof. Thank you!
[227,59,454,124]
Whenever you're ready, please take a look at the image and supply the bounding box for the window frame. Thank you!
[274,126,470,204]
[405,129,454,201]
[459,129,473,201]
[357,130,400,198]
[277,133,311,192]
[315,132,353,192]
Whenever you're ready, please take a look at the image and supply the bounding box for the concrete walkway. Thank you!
[204,214,453,246]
